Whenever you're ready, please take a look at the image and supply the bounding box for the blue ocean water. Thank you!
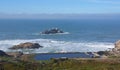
[35,53,93,60]
[0,19,119,53]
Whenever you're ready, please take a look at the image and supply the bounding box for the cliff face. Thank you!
[115,40,120,49]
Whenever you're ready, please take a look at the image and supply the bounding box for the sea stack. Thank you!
[41,28,64,34]
[9,42,43,49]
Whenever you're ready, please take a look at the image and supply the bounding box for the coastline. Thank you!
[0,40,120,70]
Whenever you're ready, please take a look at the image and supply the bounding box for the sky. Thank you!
[0,0,120,14]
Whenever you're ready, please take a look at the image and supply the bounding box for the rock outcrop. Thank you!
[9,42,43,49]
[7,52,23,58]
[41,28,64,34]
[92,52,100,58]
[0,50,8,56]
[97,51,109,56]
[115,40,120,49]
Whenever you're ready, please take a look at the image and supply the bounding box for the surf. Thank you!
[0,39,114,53]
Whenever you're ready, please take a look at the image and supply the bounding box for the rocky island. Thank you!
[41,28,64,34]
[9,42,43,49]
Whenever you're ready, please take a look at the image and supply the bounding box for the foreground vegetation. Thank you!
[0,56,120,70]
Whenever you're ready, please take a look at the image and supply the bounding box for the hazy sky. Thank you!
[0,0,120,14]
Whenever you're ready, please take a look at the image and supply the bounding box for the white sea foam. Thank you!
[0,39,114,53]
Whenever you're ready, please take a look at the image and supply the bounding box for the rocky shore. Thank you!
[0,40,119,60]
[1,40,120,59]
[0,40,120,70]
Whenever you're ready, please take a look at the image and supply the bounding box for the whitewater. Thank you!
[0,39,114,53]
[0,19,119,53]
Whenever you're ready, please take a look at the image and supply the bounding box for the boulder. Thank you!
[0,50,8,56]
[9,42,43,49]
[115,40,120,49]
[41,28,64,34]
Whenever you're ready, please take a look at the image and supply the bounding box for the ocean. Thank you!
[0,19,119,53]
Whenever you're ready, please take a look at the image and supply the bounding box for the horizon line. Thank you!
[0,13,120,19]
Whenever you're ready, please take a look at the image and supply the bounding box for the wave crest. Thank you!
[0,39,114,53]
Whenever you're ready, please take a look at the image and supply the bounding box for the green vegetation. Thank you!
[0,56,120,70]
[40,58,120,70]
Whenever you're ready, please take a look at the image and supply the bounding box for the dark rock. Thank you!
[9,42,43,49]
[41,28,64,34]
[97,51,110,56]
[0,50,8,56]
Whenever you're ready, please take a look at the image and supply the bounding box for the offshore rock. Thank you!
[41,28,64,34]
[9,42,43,49]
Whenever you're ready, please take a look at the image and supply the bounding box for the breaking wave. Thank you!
[0,39,114,53]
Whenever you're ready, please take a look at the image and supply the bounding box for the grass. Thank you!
[0,56,120,70]
[39,58,120,70]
